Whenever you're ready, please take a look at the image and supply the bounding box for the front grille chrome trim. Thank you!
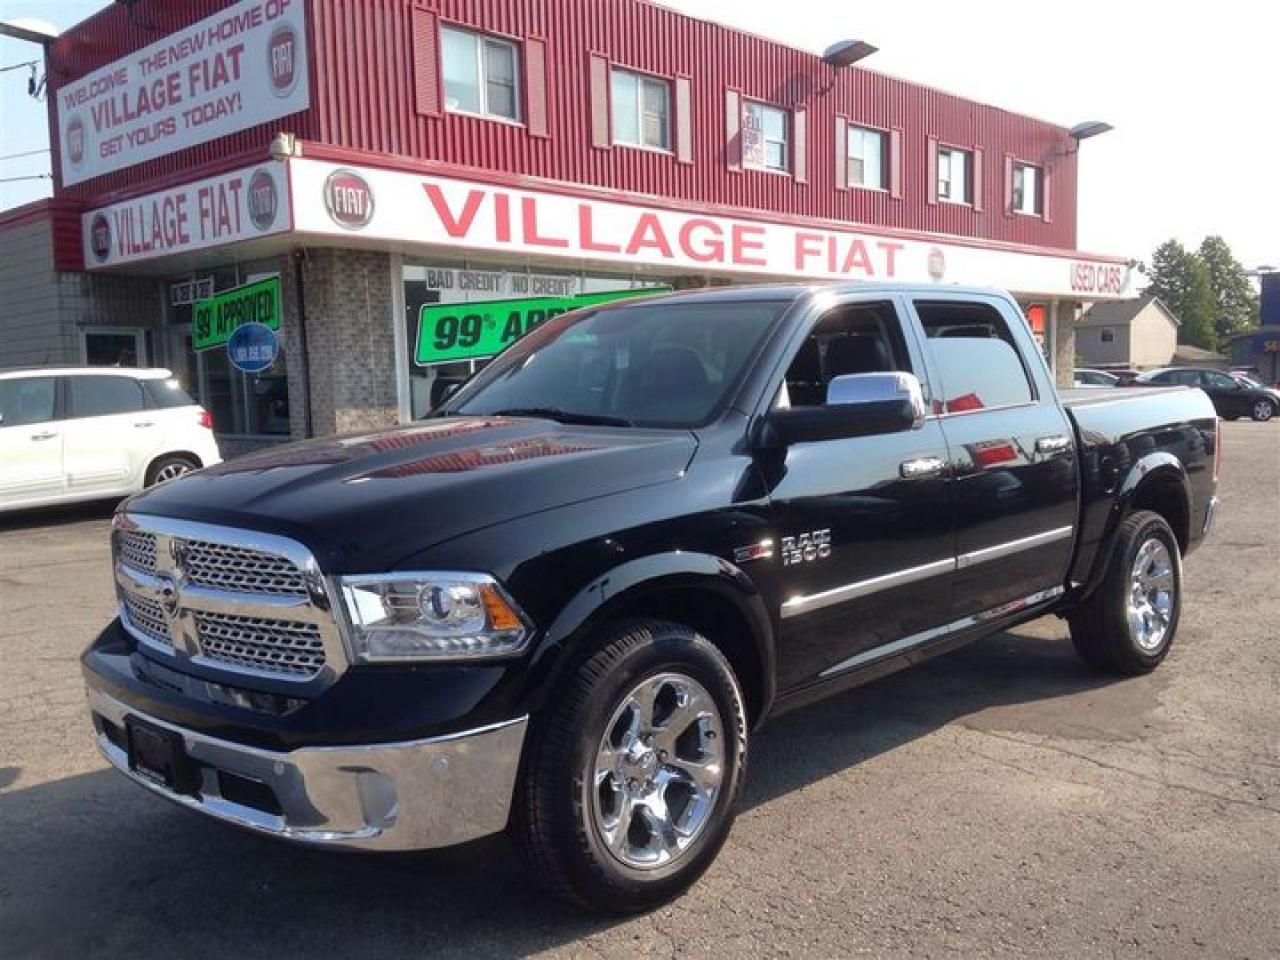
[112,513,348,687]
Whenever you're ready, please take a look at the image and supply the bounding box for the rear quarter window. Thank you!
[143,378,197,409]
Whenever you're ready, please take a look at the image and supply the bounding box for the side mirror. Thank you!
[761,371,927,446]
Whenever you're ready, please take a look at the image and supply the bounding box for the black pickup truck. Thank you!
[83,283,1219,913]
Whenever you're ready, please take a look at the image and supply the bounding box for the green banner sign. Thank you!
[193,277,282,352]
[414,287,670,366]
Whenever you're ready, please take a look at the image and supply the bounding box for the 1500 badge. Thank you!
[781,529,832,566]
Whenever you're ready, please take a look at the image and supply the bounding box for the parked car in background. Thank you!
[1231,371,1280,402]
[1073,368,1121,387]
[0,368,221,512]
[1128,367,1278,422]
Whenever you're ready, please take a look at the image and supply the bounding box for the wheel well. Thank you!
[1130,473,1190,553]
[605,587,768,727]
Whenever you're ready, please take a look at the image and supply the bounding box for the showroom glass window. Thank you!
[1012,163,1041,215]
[611,68,670,150]
[847,125,886,189]
[743,101,789,173]
[441,26,521,121]
[937,146,971,204]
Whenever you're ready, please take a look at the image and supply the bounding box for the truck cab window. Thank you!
[777,301,910,408]
[915,300,1034,413]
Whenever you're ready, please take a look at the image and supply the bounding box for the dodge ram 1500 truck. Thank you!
[83,283,1219,913]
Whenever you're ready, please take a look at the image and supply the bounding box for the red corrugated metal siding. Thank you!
[49,0,1079,250]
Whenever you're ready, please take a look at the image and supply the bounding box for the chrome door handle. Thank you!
[1036,435,1071,454]
[29,430,57,441]
[900,456,947,479]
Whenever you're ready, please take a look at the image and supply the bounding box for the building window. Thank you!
[1012,162,1041,214]
[1100,327,1115,343]
[742,101,789,173]
[937,146,970,204]
[441,26,520,122]
[847,125,886,189]
[611,69,670,150]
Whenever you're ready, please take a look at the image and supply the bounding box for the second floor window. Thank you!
[847,125,886,189]
[743,101,789,173]
[612,69,670,150]
[937,146,970,204]
[441,26,520,122]
[1012,162,1041,214]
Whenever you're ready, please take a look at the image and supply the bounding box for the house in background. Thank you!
[1075,295,1180,370]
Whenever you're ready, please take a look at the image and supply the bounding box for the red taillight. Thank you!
[198,409,213,430]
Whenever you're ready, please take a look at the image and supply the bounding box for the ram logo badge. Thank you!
[781,529,832,566]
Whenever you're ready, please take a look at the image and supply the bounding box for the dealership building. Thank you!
[0,0,1135,452]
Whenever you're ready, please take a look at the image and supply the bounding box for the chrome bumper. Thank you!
[87,686,527,851]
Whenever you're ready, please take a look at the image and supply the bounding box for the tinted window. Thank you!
[70,376,145,418]
[142,378,196,409]
[449,299,786,427]
[915,300,1034,413]
[779,301,910,408]
[0,377,56,427]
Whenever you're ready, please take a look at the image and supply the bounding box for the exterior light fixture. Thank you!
[822,40,878,69]
[0,18,59,44]
[1068,121,1114,141]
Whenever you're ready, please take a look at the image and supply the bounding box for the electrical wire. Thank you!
[0,148,51,162]
[0,174,52,183]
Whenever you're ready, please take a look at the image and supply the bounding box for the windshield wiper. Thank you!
[486,407,634,427]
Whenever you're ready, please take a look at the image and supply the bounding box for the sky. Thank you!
[1,0,1275,269]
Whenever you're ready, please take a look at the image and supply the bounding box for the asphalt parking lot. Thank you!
[1,421,1277,959]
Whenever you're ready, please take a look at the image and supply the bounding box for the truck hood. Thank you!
[125,417,696,573]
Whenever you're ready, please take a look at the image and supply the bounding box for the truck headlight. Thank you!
[337,573,532,662]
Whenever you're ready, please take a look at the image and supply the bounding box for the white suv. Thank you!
[0,368,222,512]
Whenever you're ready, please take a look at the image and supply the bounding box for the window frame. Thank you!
[936,145,972,205]
[742,99,791,175]
[610,66,673,152]
[440,24,523,124]
[1011,161,1042,216]
[846,123,888,191]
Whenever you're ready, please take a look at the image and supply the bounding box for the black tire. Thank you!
[1250,399,1276,422]
[146,453,200,486]
[1068,510,1182,675]
[513,619,748,914]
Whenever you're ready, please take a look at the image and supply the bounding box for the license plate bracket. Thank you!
[126,717,199,795]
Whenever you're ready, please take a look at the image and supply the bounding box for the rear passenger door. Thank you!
[907,295,1078,619]
[62,375,152,494]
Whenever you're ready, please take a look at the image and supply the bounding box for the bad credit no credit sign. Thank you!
[193,276,282,351]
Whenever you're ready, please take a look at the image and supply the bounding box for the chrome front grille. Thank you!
[112,515,345,685]
[195,612,327,676]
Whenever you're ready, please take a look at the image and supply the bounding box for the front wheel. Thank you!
[1251,399,1275,422]
[513,619,747,914]
[1068,510,1182,675]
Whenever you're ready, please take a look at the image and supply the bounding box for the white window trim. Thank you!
[442,26,523,124]
[937,146,971,206]
[743,100,790,174]
[1012,161,1041,216]
[80,327,148,367]
[847,123,888,192]
[611,67,673,152]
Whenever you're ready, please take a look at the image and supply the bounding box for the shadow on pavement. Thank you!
[0,628,1123,959]
[0,499,119,534]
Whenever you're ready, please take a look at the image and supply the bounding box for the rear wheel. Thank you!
[146,454,199,486]
[1251,399,1275,422]
[1068,510,1182,675]
[513,619,747,914]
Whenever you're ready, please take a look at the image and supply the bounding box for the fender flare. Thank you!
[1077,452,1191,600]
[526,551,777,723]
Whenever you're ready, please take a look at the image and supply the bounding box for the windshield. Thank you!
[444,297,789,427]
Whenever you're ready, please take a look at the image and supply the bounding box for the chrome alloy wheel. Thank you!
[154,461,193,484]
[590,672,726,870]
[1127,537,1176,652]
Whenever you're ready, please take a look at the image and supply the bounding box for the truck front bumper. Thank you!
[88,685,527,851]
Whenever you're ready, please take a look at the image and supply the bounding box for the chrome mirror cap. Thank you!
[826,371,927,429]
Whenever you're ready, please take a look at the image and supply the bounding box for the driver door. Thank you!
[762,296,957,693]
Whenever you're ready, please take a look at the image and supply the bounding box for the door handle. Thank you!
[29,430,58,441]
[899,456,947,479]
[1036,435,1071,455]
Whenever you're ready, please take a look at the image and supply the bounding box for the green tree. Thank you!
[1198,235,1260,342]
[1142,239,1216,349]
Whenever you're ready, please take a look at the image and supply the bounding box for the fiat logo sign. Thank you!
[247,168,279,231]
[67,116,85,167]
[89,213,111,263]
[927,247,947,281]
[324,169,374,230]
[268,25,299,97]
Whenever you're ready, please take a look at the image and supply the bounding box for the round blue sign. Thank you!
[227,322,279,373]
